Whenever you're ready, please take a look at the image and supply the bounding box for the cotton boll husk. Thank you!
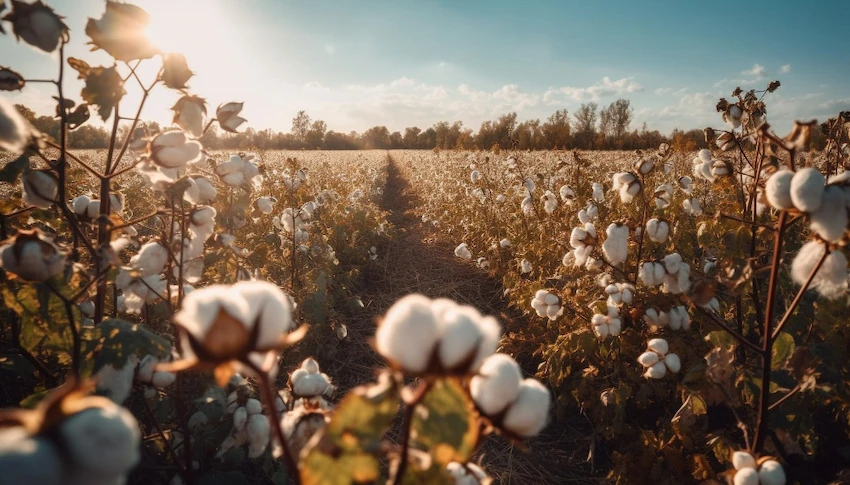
[644,361,667,379]
[375,294,439,373]
[60,406,140,476]
[470,353,523,416]
[810,186,847,242]
[664,353,681,373]
[765,170,794,210]
[790,167,825,212]
[502,379,551,438]
[638,351,660,367]
[758,460,787,485]
[647,338,668,356]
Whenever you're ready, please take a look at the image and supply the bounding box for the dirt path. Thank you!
[325,154,600,484]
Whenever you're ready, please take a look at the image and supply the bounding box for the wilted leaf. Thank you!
[411,378,478,467]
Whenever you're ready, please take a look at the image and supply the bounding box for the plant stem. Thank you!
[250,362,300,483]
[392,379,432,485]
[140,392,187,480]
[771,248,828,340]
[752,210,788,452]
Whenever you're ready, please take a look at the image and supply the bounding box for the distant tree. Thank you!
[362,126,391,149]
[418,127,437,149]
[573,103,598,149]
[389,131,403,149]
[305,120,327,148]
[291,110,311,143]
[609,98,633,148]
[542,109,571,149]
[403,127,421,148]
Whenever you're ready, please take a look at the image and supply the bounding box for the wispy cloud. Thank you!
[741,63,766,76]
[543,77,644,104]
[779,64,791,74]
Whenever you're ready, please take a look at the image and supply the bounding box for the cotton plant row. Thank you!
[393,86,850,482]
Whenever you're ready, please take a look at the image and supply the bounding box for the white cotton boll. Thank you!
[521,196,535,216]
[602,223,629,265]
[790,167,825,212]
[0,97,32,154]
[637,159,654,175]
[0,429,64,484]
[246,413,270,458]
[646,219,669,243]
[470,170,482,183]
[586,257,603,272]
[765,170,794,210]
[502,379,551,438]
[619,181,641,203]
[683,198,703,216]
[245,398,262,415]
[86,199,101,219]
[131,242,169,276]
[734,468,760,485]
[810,186,847,242]
[578,208,590,224]
[608,317,622,336]
[152,371,176,389]
[500,238,511,248]
[573,245,592,268]
[543,293,559,306]
[193,176,217,202]
[188,411,208,432]
[137,355,157,383]
[758,460,787,485]
[375,294,439,373]
[647,338,668,356]
[663,353,681,373]
[523,177,536,195]
[60,406,140,477]
[592,182,604,202]
[455,243,472,260]
[470,353,523,416]
[679,176,693,194]
[638,351,660,367]
[585,222,597,239]
[495,193,506,203]
[545,303,562,320]
[256,197,275,215]
[732,451,757,470]
[520,258,532,274]
[22,171,58,209]
[570,227,588,248]
[96,354,138,404]
[562,251,575,267]
[542,191,558,214]
[639,262,656,286]
[698,149,712,164]
[437,307,481,370]
[559,185,575,202]
[791,241,848,299]
[234,280,296,350]
[221,171,245,187]
[233,406,248,431]
[72,195,91,216]
[644,361,667,379]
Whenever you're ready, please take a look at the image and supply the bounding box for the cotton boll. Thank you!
[60,406,140,477]
[521,196,535,216]
[502,379,551,438]
[375,294,439,373]
[732,451,757,470]
[678,176,693,194]
[454,243,472,260]
[698,149,712,164]
[758,460,786,485]
[592,182,604,202]
[733,468,760,485]
[644,361,667,379]
[559,185,575,202]
[520,258,532,274]
[810,186,847,242]
[602,223,629,265]
[663,353,681,373]
[523,177,536,195]
[22,170,58,209]
[570,227,588,248]
[639,262,657,286]
[152,371,176,389]
[233,406,248,431]
[246,414,270,458]
[646,219,669,243]
[95,354,138,404]
[790,167,825,212]
[542,190,558,214]
[791,241,848,299]
[562,251,575,267]
[131,242,169,276]
[73,195,91,216]
[765,170,794,210]
[438,307,482,370]
[637,351,660,367]
[647,338,668,356]
[608,317,622,336]
[683,198,703,216]
[470,354,523,416]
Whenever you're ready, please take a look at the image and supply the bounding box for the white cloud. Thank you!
[821,98,850,111]
[779,64,791,74]
[544,76,644,104]
[741,63,766,76]
[303,82,329,93]
[391,77,415,88]
[654,87,673,95]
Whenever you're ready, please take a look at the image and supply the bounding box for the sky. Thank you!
[3,0,849,136]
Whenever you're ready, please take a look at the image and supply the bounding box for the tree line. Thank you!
[15,100,713,151]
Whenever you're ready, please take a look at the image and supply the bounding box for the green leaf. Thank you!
[771,332,796,368]
[411,378,479,467]
[301,376,399,485]
[0,153,30,183]
[3,282,75,364]
[94,318,172,371]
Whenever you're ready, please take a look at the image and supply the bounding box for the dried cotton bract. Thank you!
[374,294,502,375]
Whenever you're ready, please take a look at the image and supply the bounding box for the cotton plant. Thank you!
[729,451,786,485]
[454,242,473,260]
[530,289,564,321]
[591,305,622,338]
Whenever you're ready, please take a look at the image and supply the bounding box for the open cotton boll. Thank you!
[668,306,690,331]
[570,227,589,248]
[246,414,270,458]
[96,354,138,404]
[559,185,575,202]
[502,379,551,438]
[791,241,848,299]
[375,294,440,373]
[637,351,660,367]
[732,451,757,470]
[523,177,536,195]
[447,462,488,485]
[233,406,248,432]
[765,170,794,210]
[520,258,532,274]
[758,460,787,485]
[683,198,703,216]
[470,353,523,416]
[495,194,506,203]
[470,170,482,183]
[602,223,629,265]
[521,196,535,216]
[647,338,668,356]
[22,171,58,209]
[499,238,511,248]
[810,186,847,242]
[619,179,641,203]
[678,176,693,194]
[644,361,667,379]
[697,149,712,164]
[152,371,176,389]
[61,406,141,477]
[542,190,558,214]
[454,243,472,260]
[664,353,681,373]
[734,468,760,485]
[130,241,169,276]
[790,167,825,212]
[646,218,669,243]
[592,182,604,202]
[438,306,492,371]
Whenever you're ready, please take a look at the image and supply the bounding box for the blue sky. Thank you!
[3,0,849,135]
